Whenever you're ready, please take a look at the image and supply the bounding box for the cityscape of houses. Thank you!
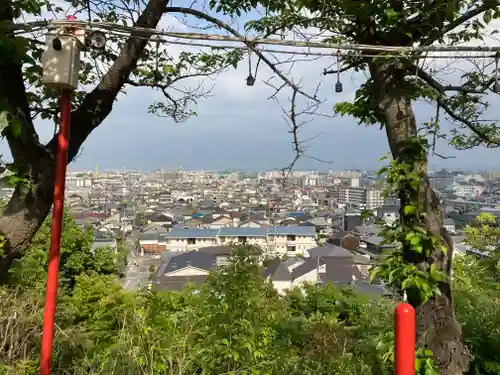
[2,167,498,295]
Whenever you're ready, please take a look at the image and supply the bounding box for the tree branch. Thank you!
[0,4,49,169]
[45,0,170,162]
[413,66,496,94]
[411,65,500,147]
[323,62,360,75]
[165,6,319,102]
[421,1,500,46]
[126,73,214,122]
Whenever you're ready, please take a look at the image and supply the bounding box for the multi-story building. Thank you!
[430,169,454,191]
[66,173,92,188]
[366,188,384,209]
[161,226,317,256]
[452,184,484,198]
[336,186,384,209]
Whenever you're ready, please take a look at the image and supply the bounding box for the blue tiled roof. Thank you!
[165,228,219,238]
[219,227,267,237]
[165,225,316,238]
[270,226,316,236]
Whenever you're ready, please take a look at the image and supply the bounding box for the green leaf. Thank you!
[0,111,9,131]
[404,205,417,215]
[484,10,492,24]
[385,8,399,19]
[429,263,444,282]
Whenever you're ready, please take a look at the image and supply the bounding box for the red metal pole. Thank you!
[40,89,71,375]
[394,302,416,375]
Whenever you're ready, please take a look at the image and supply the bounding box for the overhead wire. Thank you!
[11,19,500,56]
[97,31,498,59]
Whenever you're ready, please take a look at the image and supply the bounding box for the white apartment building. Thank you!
[452,184,484,198]
[66,175,92,188]
[163,226,317,256]
[366,189,385,209]
[337,186,384,209]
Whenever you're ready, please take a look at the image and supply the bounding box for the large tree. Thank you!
[2,0,500,371]
[0,0,251,279]
[0,0,313,280]
[203,0,500,374]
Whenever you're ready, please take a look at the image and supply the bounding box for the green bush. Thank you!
[1,243,500,375]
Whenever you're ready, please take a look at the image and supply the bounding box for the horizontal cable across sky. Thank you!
[12,19,500,58]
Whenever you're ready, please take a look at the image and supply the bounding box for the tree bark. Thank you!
[0,0,169,282]
[369,61,472,375]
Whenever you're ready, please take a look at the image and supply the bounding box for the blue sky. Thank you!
[6,3,500,172]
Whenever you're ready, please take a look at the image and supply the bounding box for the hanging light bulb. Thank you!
[335,49,343,93]
[493,52,500,93]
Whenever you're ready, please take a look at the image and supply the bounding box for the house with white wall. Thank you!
[163,226,317,255]
[264,254,365,295]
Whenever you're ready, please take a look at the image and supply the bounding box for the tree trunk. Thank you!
[369,61,472,374]
[0,172,54,283]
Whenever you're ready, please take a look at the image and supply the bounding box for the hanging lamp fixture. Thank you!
[335,49,343,93]
[246,45,255,86]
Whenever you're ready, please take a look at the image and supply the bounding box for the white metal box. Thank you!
[41,33,81,90]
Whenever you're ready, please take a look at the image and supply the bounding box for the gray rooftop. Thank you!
[308,245,354,258]
[163,251,216,274]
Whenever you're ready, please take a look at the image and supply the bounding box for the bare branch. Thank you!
[276,88,333,184]
[323,62,360,75]
[165,6,319,102]
[413,65,496,94]
[410,64,500,147]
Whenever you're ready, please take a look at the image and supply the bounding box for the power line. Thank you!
[12,19,500,54]
[112,35,498,59]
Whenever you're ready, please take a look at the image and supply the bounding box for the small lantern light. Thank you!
[335,49,343,93]
[246,74,255,86]
[246,44,256,87]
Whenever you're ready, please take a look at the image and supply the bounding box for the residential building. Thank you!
[163,226,317,256]
[336,186,384,209]
[264,245,385,296]
[153,246,262,291]
[443,218,456,234]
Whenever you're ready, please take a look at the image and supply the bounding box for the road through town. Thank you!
[123,238,160,291]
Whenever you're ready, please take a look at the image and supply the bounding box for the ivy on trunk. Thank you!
[369,59,471,374]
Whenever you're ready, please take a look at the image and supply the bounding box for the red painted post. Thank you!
[39,89,71,375]
[394,302,416,375]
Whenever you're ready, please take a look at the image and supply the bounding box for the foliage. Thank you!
[116,238,129,277]
[454,254,500,375]
[204,0,500,369]
[8,213,120,290]
[360,208,374,221]
[371,143,446,305]
[1,231,500,375]
[463,213,500,281]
